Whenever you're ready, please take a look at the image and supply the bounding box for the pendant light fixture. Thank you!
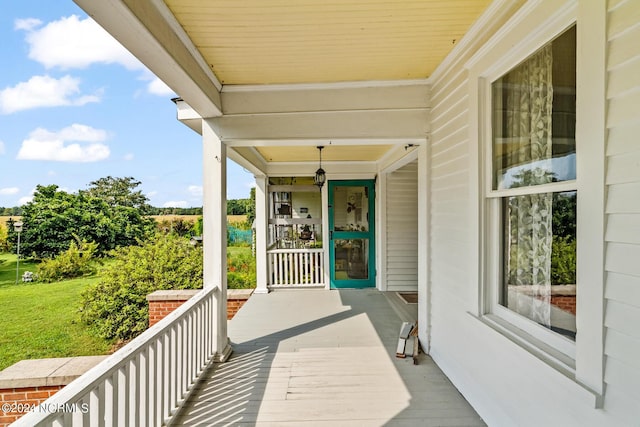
[314,146,326,190]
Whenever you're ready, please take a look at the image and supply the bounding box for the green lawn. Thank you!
[0,254,111,371]
[0,247,254,371]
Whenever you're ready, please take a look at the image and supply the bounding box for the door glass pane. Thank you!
[332,186,369,231]
[333,239,369,280]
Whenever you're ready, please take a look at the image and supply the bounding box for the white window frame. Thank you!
[467,0,605,399]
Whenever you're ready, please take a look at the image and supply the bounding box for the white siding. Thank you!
[603,0,640,421]
[385,160,418,291]
[423,0,640,425]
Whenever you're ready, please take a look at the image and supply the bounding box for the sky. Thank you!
[0,0,255,208]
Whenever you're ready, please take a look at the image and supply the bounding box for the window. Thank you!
[488,27,577,350]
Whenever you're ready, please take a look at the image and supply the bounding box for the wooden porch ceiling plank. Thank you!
[165,0,492,85]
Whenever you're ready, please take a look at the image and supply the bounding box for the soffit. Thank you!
[164,0,493,85]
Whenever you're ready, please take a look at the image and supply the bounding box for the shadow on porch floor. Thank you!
[171,289,484,426]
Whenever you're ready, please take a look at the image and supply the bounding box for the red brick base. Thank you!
[550,296,576,315]
[147,289,253,327]
[149,300,189,327]
[0,385,63,426]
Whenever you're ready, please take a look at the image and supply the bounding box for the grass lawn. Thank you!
[0,246,254,371]
[0,253,111,371]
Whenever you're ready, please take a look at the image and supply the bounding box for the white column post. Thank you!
[254,176,269,293]
[202,118,232,362]
[417,141,430,354]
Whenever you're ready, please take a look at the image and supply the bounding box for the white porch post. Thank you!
[254,176,269,293]
[202,118,232,362]
[417,142,430,354]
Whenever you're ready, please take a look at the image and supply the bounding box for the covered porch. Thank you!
[172,289,483,426]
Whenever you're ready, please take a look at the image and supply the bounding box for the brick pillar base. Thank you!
[147,289,253,327]
[0,356,106,426]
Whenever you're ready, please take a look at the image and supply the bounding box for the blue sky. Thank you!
[0,1,255,208]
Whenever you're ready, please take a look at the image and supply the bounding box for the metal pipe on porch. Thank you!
[202,119,232,362]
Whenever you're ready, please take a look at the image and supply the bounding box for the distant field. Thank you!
[150,214,247,224]
[0,216,21,226]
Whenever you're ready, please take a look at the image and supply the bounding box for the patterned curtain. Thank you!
[504,45,554,327]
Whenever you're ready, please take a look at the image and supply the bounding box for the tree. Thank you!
[19,184,155,258]
[82,176,151,214]
[246,187,256,224]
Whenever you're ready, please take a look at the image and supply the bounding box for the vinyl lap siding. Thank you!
[385,160,418,291]
[603,0,640,419]
[429,66,471,307]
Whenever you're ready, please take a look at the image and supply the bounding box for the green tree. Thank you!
[246,187,256,224]
[19,184,155,258]
[82,176,151,214]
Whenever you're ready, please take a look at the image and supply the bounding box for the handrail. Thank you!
[13,286,218,427]
[267,248,323,254]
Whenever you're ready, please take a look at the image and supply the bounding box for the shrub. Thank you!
[551,236,576,285]
[38,240,99,282]
[0,222,8,252]
[227,250,256,289]
[79,234,203,341]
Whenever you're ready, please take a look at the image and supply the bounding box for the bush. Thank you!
[551,236,576,285]
[79,234,203,341]
[0,222,8,252]
[227,250,256,289]
[38,240,98,282]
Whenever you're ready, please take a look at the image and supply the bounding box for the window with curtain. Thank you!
[490,26,577,341]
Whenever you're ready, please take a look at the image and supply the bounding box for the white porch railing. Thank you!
[13,287,218,427]
[268,248,324,287]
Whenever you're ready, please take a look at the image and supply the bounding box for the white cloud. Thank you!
[21,15,142,71]
[123,153,134,161]
[18,196,33,205]
[0,75,101,114]
[147,77,175,96]
[0,140,5,155]
[17,124,110,162]
[0,187,19,196]
[163,201,188,208]
[147,191,158,198]
[187,185,203,197]
[15,18,42,31]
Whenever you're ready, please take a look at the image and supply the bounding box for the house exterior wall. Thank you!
[602,0,640,420]
[425,0,639,425]
[385,160,419,291]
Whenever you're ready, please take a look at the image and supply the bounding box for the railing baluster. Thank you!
[89,387,99,427]
[167,326,178,415]
[71,396,84,426]
[138,350,148,427]
[117,366,127,426]
[128,357,138,426]
[175,320,185,402]
[163,332,171,421]
[155,336,163,426]
[104,375,114,426]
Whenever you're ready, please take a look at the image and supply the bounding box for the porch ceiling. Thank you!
[164,0,493,85]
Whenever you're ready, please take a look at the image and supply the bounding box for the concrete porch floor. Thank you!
[172,289,485,426]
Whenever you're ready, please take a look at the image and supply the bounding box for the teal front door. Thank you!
[328,180,375,289]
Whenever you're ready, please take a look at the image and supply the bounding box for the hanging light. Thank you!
[314,146,326,190]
